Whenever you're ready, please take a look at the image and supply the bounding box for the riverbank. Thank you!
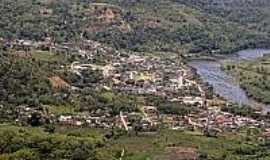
[223,55,270,105]
[188,49,270,111]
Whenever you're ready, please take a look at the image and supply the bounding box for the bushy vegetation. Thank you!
[0,52,67,106]
[2,0,270,159]
[0,125,117,160]
[1,125,270,160]
[1,0,270,55]
[224,56,270,104]
[111,129,270,160]
[0,51,140,123]
[175,0,270,33]
[221,104,261,119]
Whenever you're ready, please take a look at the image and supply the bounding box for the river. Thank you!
[188,49,270,111]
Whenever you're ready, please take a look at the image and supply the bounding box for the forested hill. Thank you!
[1,0,270,55]
[174,0,270,33]
[2,1,270,160]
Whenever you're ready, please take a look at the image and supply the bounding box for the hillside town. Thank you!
[3,38,269,136]
[4,1,270,159]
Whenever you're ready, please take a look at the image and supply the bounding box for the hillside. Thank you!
[174,0,270,33]
[224,55,270,104]
[1,0,270,55]
[2,125,270,160]
[2,1,270,160]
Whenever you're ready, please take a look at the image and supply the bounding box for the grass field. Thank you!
[33,51,66,62]
[0,124,269,160]
[111,129,267,160]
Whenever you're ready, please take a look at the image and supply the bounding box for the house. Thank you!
[39,8,53,16]
[143,106,158,116]
[183,97,204,106]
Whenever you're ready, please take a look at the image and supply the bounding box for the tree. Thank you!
[44,124,55,133]
[28,112,43,126]
[10,149,39,160]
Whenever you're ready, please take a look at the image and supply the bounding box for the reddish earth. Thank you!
[86,5,123,32]
[48,76,70,90]
[11,51,32,58]
[162,146,198,160]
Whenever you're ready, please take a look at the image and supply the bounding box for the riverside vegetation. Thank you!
[2,0,270,160]
[224,55,270,104]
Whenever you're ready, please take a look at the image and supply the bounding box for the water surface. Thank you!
[189,49,270,110]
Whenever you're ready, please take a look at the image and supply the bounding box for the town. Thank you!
[3,1,270,159]
[3,38,269,138]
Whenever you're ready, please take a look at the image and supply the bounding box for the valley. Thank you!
[2,0,270,160]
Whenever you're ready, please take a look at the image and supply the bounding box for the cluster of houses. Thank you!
[69,46,209,108]
[65,46,269,132]
[13,104,160,131]
[163,106,265,132]
[5,38,270,135]
[13,103,267,135]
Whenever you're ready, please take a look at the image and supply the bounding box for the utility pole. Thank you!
[120,111,129,131]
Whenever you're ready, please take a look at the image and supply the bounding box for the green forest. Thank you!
[2,0,270,160]
[2,125,270,160]
[1,0,270,54]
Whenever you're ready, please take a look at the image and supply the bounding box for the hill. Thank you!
[2,1,270,160]
[1,0,270,55]
[174,0,270,30]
